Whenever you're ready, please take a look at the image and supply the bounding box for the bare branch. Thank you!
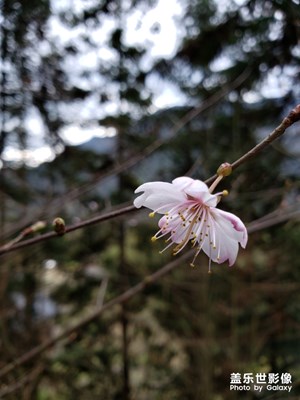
[0,204,298,379]
[0,204,136,256]
[0,68,251,242]
[0,104,299,256]
[205,103,300,185]
[0,363,44,397]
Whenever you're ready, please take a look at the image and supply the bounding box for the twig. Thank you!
[47,69,251,209]
[0,221,46,251]
[247,208,300,233]
[0,363,44,397]
[0,104,299,256]
[0,205,298,380]
[0,68,251,242]
[205,103,300,185]
[0,205,136,256]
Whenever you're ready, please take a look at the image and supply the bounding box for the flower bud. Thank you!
[217,162,232,177]
[30,221,46,232]
[23,221,47,236]
[53,217,66,236]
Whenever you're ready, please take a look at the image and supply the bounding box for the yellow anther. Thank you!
[222,190,229,197]
[151,236,157,242]
[149,212,155,218]
[190,263,196,268]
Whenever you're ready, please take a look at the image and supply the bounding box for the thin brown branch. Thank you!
[205,103,300,185]
[47,69,251,211]
[0,205,298,380]
[247,208,300,233]
[0,205,136,256]
[0,68,251,243]
[172,67,251,134]
[0,104,299,256]
[0,363,44,397]
[0,221,46,251]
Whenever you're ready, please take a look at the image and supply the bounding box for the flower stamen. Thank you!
[173,210,201,254]
[209,175,223,193]
[134,175,248,269]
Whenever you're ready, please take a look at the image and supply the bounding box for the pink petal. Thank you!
[213,209,248,248]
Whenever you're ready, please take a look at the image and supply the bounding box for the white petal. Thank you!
[134,181,174,195]
[184,180,218,207]
[172,176,194,190]
[199,209,247,266]
[133,181,186,212]
[185,179,209,194]
[201,229,239,266]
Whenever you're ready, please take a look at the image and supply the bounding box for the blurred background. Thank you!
[0,0,300,398]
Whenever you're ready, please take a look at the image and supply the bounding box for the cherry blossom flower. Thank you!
[134,176,248,270]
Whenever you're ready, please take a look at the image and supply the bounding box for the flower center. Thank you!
[172,206,204,255]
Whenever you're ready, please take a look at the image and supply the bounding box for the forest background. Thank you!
[0,0,300,399]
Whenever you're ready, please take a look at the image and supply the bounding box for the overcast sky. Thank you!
[2,0,187,167]
[1,0,295,168]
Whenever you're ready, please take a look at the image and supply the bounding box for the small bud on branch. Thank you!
[53,218,66,236]
[0,221,46,251]
[22,221,47,235]
[217,162,232,177]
